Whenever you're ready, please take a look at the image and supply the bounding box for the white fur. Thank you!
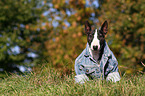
[90,29,100,50]
[89,29,100,62]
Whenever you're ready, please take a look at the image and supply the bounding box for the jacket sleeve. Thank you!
[105,57,121,82]
[74,55,89,84]
[75,57,85,75]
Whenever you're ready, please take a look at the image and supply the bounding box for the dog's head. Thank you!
[85,21,108,51]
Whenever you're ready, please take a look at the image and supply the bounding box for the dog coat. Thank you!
[75,41,121,84]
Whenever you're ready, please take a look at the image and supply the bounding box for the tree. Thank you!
[0,0,50,75]
[43,0,102,74]
[1,0,144,76]
[44,0,145,74]
[97,0,145,74]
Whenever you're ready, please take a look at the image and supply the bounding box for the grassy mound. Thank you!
[0,66,144,96]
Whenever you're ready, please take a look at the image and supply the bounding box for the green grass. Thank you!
[0,66,145,96]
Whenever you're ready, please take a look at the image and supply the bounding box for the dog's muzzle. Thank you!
[93,46,98,50]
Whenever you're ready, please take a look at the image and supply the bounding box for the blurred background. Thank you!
[0,0,144,78]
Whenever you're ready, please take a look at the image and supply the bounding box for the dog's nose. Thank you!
[93,46,98,50]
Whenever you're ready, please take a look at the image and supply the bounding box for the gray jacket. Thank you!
[75,42,120,84]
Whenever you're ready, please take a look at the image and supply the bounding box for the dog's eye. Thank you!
[89,34,93,38]
[98,31,104,37]
[99,33,104,38]
[99,34,103,37]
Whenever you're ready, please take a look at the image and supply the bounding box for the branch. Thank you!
[141,61,145,67]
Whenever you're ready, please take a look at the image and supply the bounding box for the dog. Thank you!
[75,21,120,84]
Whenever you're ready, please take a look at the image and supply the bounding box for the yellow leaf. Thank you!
[126,70,132,74]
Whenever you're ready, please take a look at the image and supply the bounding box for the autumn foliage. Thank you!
[45,0,145,74]
[0,0,144,76]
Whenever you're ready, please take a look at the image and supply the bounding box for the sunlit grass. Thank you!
[0,66,145,96]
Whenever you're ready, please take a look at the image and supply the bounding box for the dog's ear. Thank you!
[85,21,91,35]
[101,21,108,35]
